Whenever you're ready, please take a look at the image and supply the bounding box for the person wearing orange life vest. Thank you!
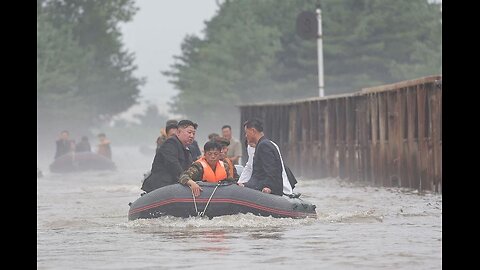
[214,136,240,182]
[179,141,236,197]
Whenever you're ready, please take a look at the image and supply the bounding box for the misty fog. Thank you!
[37,0,441,172]
[37,2,442,269]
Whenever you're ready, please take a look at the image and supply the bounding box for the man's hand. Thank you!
[187,180,203,197]
[262,187,271,194]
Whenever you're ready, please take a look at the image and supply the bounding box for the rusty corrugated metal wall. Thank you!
[239,75,442,193]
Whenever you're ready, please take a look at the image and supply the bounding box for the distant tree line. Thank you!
[37,0,144,142]
[163,0,442,126]
[36,0,442,147]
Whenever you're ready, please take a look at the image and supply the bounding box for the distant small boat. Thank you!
[49,152,116,173]
[128,181,317,220]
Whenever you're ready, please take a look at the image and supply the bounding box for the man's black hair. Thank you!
[166,124,177,134]
[243,118,263,132]
[177,120,198,129]
[203,141,222,152]
[166,119,178,126]
[208,133,220,140]
[222,125,231,130]
[215,136,230,147]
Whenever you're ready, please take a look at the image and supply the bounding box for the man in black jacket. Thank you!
[241,118,294,196]
[54,130,74,159]
[141,120,198,193]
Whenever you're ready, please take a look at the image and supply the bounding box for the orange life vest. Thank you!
[196,157,227,182]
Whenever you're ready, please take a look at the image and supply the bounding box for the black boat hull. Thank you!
[128,182,317,220]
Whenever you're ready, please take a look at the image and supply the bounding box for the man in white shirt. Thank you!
[238,118,295,196]
[237,142,255,184]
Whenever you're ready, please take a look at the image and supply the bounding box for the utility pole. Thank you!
[316,4,325,97]
[296,3,325,97]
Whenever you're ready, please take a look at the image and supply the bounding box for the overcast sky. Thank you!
[119,0,219,120]
[118,0,441,121]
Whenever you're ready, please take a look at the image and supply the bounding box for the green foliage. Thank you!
[323,0,442,91]
[164,0,442,124]
[165,1,284,120]
[37,0,144,143]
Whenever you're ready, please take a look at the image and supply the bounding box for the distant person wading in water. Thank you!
[54,130,75,159]
[97,133,112,160]
[75,136,91,153]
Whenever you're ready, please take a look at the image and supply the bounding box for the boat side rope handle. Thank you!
[199,182,221,217]
[191,189,199,214]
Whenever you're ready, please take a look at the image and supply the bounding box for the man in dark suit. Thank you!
[241,118,295,196]
[141,120,198,193]
[54,130,74,159]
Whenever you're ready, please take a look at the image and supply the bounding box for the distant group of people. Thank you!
[54,130,112,160]
[141,118,297,198]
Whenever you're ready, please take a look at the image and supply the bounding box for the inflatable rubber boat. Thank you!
[128,180,317,220]
[49,152,116,173]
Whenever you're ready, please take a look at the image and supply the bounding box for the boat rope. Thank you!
[199,182,221,217]
[191,188,199,214]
